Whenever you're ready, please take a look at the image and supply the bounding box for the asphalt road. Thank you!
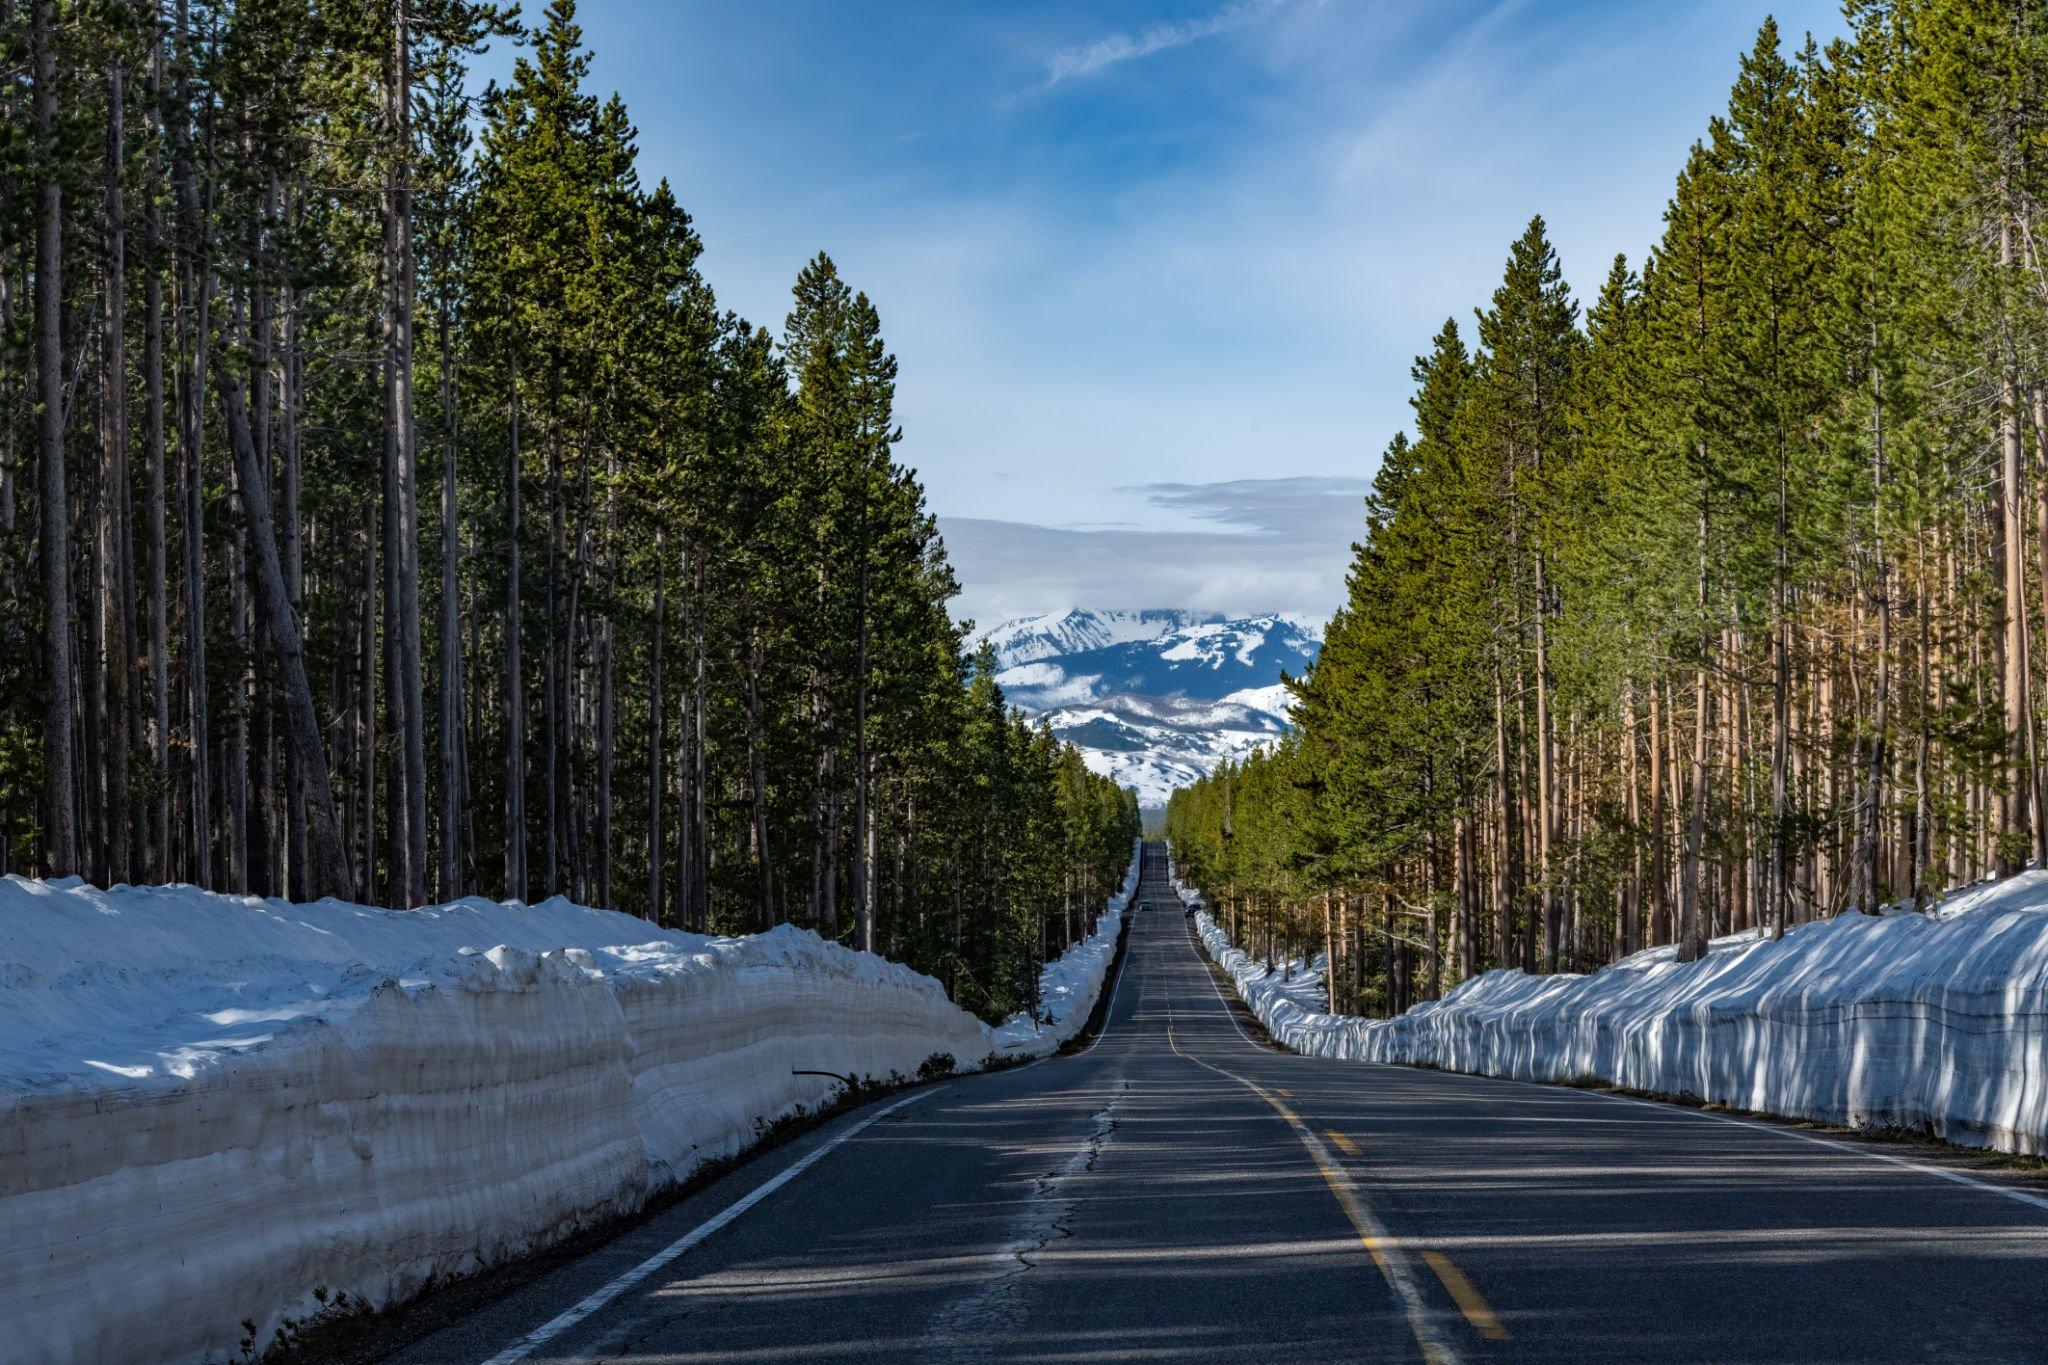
[394,843,2048,1364]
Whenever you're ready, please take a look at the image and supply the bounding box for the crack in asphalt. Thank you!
[601,1307,694,1362]
[922,1077,1130,1360]
[589,1084,1129,1365]
[1017,1083,1125,1270]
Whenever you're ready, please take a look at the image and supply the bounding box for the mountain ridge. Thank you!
[972,608,1319,808]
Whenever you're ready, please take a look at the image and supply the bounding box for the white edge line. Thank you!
[1337,1048,2048,1220]
[1209,965,2048,1220]
[1180,903,1285,1056]
[490,848,1142,1360]
[1585,1084,2048,1216]
[1074,901,1136,1056]
[1173,881,2048,1220]
[480,1087,939,1364]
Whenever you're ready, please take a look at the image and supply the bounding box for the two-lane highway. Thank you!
[397,843,2048,1363]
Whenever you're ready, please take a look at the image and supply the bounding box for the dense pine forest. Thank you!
[1170,2,2048,1016]
[0,0,1138,1024]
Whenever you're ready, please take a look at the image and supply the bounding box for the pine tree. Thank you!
[1,0,1139,1022]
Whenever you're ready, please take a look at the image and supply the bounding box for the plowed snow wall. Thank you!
[0,882,992,1363]
[1185,872,2048,1157]
[991,840,1139,1054]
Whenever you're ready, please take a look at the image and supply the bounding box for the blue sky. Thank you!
[477,0,1846,628]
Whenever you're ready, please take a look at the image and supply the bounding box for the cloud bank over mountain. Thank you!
[943,475,1367,629]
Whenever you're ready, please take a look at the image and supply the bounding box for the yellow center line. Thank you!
[1423,1251,1510,1341]
[1326,1128,1363,1158]
[1164,972,1463,1364]
[1277,1088,1294,1098]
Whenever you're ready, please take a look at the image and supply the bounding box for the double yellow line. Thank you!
[1418,1248,1509,1342]
[1165,999,1506,1360]
[1312,1129,1506,1342]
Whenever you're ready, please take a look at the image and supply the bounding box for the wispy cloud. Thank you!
[1040,0,1289,90]
[509,1,1851,626]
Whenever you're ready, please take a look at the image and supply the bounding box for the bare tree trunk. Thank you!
[2033,385,2048,865]
[1456,803,1478,977]
[853,486,873,952]
[1770,440,1791,935]
[1533,551,1557,971]
[219,311,351,899]
[1678,497,1712,964]
[1659,677,1680,943]
[646,534,663,919]
[691,561,708,928]
[247,179,276,898]
[824,770,839,936]
[381,260,402,902]
[748,629,774,932]
[357,509,376,900]
[863,784,878,953]
[279,222,307,898]
[437,285,461,900]
[226,471,248,892]
[1491,654,1517,969]
[172,0,212,888]
[143,42,171,880]
[249,332,275,896]
[1862,342,1890,914]
[505,359,525,900]
[84,433,106,884]
[31,0,77,876]
[597,597,613,908]
[596,445,616,910]
[384,0,427,908]
[1914,538,1932,910]
[101,54,136,884]
[1321,888,1338,1012]
[1998,216,2030,876]
[544,394,562,897]
[672,559,692,931]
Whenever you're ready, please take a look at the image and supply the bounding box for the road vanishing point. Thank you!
[393,844,2048,1363]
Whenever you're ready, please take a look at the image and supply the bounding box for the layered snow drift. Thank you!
[1179,869,2048,1156]
[2,850,1135,1363]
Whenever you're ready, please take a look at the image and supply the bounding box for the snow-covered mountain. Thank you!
[971,609,1321,809]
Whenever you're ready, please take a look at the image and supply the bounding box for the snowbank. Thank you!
[994,844,1140,1053]
[1,848,1136,1363]
[1182,871,2048,1156]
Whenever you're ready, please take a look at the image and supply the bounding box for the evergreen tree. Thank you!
[0,0,1137,1025]
[1174,13,2048,1012]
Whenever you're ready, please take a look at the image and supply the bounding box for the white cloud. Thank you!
[1132,476,1370,535]
[1040,0,1290,89]
[940,476,1369,630]
[504,2,1850,628]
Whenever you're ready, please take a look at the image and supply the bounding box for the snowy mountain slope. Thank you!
[973,610,1319,807]
[974,608,1212,665]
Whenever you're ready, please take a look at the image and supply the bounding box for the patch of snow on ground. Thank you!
[1171,858,2048,1157]
[993,845,1140,1051]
